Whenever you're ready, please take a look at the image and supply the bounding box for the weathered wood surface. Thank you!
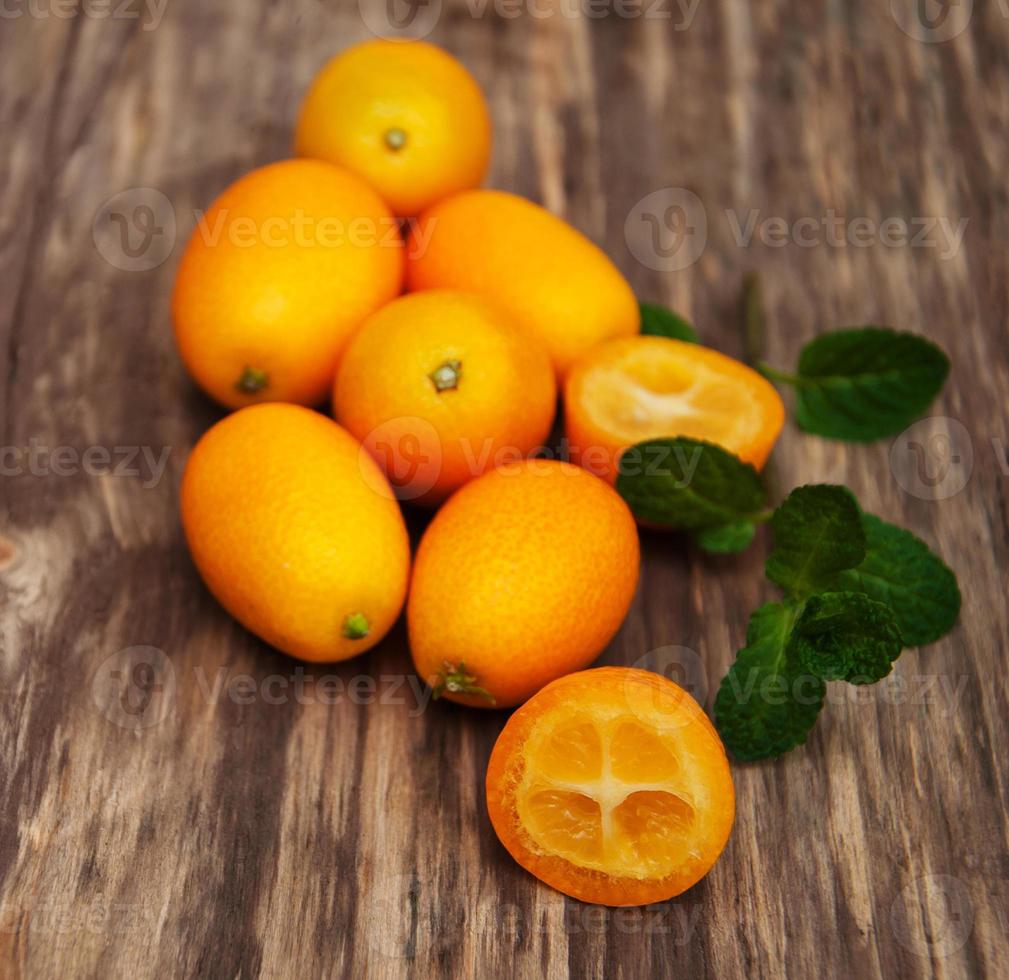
[1,1,1007,977]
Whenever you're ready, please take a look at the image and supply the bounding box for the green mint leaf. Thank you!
[762,327,949,441]
[714,602,826,761]
[692,521,756,555]
[616,437,766,530]
[789,592,903,684]
[765,485,865,597]
[639,302,699,343]
[827,513,961,646]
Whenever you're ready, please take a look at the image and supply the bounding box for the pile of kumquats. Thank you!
[174,39,958,908]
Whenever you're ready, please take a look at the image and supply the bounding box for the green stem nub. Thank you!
[431,662,495,704]
[429,360,462,392]
[236,367,269,395]
[756,362,804,388]
[384,127,407,151]
[342,612,371,640]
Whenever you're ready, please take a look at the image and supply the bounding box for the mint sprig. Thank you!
[759,327,950,441]
[639,302,698,343]
[618,465,962,761]
[707,483,959,760]
[616,437,768,554]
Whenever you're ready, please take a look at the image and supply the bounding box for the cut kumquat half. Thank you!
[486,667,735,906]
[565,335,785,483]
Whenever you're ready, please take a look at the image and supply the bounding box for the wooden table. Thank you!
[2,1,1006,976]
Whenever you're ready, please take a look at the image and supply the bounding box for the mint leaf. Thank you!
[765,485,865,597]
[640,302,698,343]
[790,592,903,684]
[713,603,825,761]
[692,521,756,555]
[616,438,766,530]
[762,328,949,441]
[827,513,960,646]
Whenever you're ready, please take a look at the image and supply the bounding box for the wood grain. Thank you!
[2,1,1008,977]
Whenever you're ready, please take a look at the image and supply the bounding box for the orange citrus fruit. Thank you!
[408,460,639,708]
[333,290,556,506]
[173,159,403,409]
[181,404,410,662]
[406,190,638,382]
[565,335,786,482]
[294,40,491,216]
[486,667,735,906]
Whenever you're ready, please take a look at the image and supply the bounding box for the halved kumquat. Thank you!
[565,335,785,483]
[486,667,735,906]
